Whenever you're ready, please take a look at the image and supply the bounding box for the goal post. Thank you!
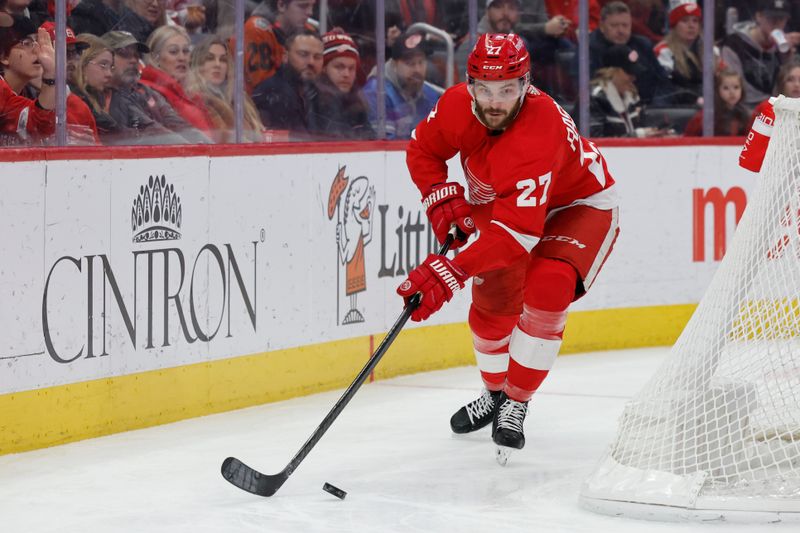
[579,95,800,523]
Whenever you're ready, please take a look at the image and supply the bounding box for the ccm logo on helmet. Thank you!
[483,65,503,70]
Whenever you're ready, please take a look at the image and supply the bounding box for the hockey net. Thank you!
[579,96,800,522]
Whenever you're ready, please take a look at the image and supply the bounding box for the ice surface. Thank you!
[1,347,793,532]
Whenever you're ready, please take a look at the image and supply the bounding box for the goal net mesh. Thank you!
[580,96,800,519]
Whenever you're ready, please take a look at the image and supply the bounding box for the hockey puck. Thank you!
[323,482,347,500]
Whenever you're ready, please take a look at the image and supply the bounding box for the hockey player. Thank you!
[396,34,619,462]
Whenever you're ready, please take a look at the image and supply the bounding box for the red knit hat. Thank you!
[322,31,359,67]
[669,0,702,27]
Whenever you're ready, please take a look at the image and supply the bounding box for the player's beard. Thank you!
[474,99,522,130]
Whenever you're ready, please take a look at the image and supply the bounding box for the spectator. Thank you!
[38,21,89,87]
[141,25,214,137]
[610,0,667,45]
[36,21,98,144]
[251,28,322,137]
[684,68,749,136]
[312,30,373,140]
[0,15,55,145]
[3,0,31,17]
[102,30,209,144]
[242,0,315,94]
[455,0,530,83]
[521,0,594,98]
[654,0,708,105]
[750,57,800,125]
[540,0,600,42]
[69,0,122,37]
[186,35,265,142]
[721,0,800,111]
[586,1,671,104]
[363,29,442,140]
[74,41,133,143]
[120,0,166,44]
[589,44,655,137]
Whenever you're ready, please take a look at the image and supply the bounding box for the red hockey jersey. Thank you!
[0,76,55,141]
[407,84,617,277]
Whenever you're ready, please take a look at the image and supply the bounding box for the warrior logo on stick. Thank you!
[327,166,376,325]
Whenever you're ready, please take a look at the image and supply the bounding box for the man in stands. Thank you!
[396,34,619,462]
[722,0,800,111]
[102,30,209,144]
[586,1,670,105]
[362,29,442,140]
[251,28,322,137]
[243,0,315,94]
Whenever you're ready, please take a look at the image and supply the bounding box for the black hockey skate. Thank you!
[450,389,502,434]
[492,393,529,466]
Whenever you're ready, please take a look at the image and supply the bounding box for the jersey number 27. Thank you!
[516,172,552,207]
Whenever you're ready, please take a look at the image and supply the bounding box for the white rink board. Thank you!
[0,145,754,394]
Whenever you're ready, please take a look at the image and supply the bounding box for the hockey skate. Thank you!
[450,389,502,434]
[492,393,529,466]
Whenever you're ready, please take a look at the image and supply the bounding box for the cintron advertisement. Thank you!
[0,143,754,452]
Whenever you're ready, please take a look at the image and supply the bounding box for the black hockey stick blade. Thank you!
[221,230,456,497]
[221,456,289,497]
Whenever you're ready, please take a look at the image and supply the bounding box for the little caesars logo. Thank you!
[327,166,375,325]
[42,174,260,363]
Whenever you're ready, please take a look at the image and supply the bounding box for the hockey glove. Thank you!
[422,183,475,249]
[397,254,468,322]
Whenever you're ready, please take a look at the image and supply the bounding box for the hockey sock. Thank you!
[469,305,519,391]
[505,259,576,402]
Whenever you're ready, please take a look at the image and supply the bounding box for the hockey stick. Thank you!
[221,231,456,497]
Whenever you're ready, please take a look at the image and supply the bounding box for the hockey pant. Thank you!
[470,205,619,402]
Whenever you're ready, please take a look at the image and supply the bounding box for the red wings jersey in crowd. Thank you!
[0,76,55,140]
[740,98,774,173]
[407,83,618,277]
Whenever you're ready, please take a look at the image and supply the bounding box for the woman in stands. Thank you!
[588,44,667,138]
[653,0,708,105]
[684,68,749,136]
[311,31,374,140]
[1,15,56,145]
[184,35,264,143]
[141,25,213,139]
[75,41,133,143]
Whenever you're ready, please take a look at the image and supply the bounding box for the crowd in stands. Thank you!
[2,0,800,146]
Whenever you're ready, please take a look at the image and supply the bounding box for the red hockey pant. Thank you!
[469,205,619,402]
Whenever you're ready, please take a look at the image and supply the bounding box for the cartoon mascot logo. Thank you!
[328,166,376,325]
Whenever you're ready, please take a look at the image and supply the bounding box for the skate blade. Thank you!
[495,445,514,466]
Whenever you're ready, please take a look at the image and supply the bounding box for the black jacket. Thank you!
[69,0,122,38]
[311,75,375,141]
[252,65,319,139]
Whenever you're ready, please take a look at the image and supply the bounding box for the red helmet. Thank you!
[467,33,530,81]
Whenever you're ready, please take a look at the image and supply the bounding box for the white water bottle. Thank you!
[771,29,790,53]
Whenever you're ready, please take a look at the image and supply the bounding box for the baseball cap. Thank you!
[391,30,429,61]
[322,31,359,67]
[756,0,790,16]
[101,30,150,54]
[603,45,647,77]
[39,21,89,51]
[668,0,702,27]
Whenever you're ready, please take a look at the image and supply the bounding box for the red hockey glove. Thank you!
[397,254,468,322]
[422,183,475,249]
